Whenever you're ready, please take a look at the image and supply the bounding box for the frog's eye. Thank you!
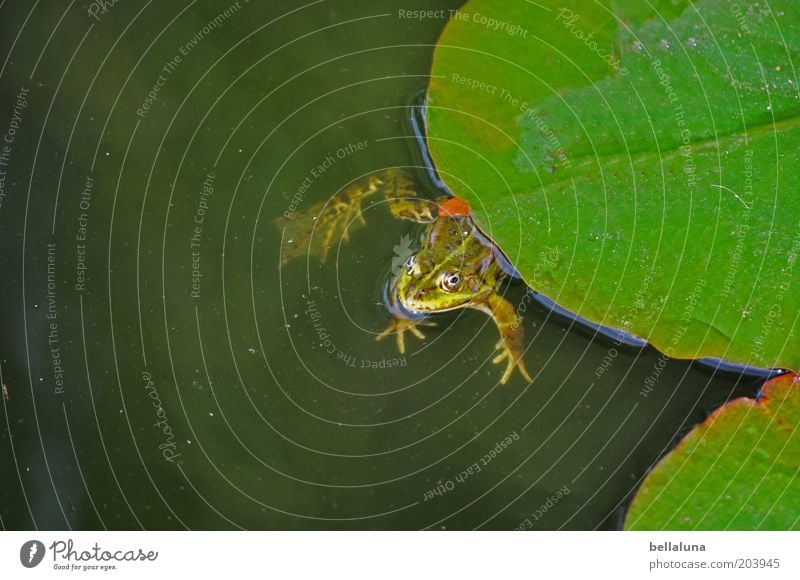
[405,255,417,274]
[441,273,461,292]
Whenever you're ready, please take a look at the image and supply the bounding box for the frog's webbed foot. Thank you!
[375,317,437,354]
[493,338,532,385]
[273,173,381,265]
[382,169,440,224]
[472,293,533,385]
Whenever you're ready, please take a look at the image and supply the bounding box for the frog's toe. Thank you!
[407,325,426,340]
[491,347,509,365]
[516,359,533,383]
[376,319,432,354]
[492,344,532,384]
[375,326,406,354]
[501,364,514,385]
[394,332,406,355]
[491,348,512,384]
[407,320,436,338]
[375,324,396,343]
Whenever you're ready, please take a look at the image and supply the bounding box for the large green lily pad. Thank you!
[625,373,800,530]
[427,0,800,370]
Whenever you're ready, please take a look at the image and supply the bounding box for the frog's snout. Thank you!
[411,287,430,302]
[400,283,434,311]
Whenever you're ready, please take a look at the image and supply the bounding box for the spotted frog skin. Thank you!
[275,169,531,384]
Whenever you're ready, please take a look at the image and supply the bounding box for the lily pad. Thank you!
[427,0,800,370]
[625,373,800,530]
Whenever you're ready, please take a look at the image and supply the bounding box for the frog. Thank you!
[274,169,531,384]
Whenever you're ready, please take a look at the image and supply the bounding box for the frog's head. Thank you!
[393,248,495,314]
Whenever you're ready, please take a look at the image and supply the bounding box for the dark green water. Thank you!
[0,0,764,530]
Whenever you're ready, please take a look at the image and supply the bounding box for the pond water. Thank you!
[0,0,766,530]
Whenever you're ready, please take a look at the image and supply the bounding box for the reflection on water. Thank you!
[0,0,765,530]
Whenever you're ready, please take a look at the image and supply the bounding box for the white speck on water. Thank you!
[686,37,698,49]
[248,347,257,354]
[658,38,670,50]
[631,40,643,52]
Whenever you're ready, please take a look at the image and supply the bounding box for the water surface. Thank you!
[0,0,762,530]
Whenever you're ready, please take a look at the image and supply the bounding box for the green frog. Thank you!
[275,169,531,384]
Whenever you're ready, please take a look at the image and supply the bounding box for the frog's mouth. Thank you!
[401,295,469,314]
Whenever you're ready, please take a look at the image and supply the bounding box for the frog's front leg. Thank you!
[471,294,532,384]
[375,316,436,354]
